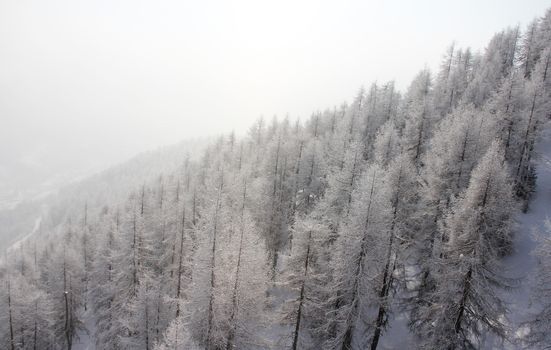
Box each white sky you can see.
[0,0,549,186]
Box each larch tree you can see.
[416,141,516,349]
[327,162,392,350]
[284,216,333,350]
[400,68,435,165]
[89,207,121,349]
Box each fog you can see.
[1,0,549,201]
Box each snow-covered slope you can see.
[494,126,551,349]
[379,126,551,349]
[0,138,207,254]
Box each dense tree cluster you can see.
[1,8,551,350]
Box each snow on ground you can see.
[380,309,416,350]
[73,308,97,350]
[489,126,551,349]
[380,126,551,349]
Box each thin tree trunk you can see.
[64,290,72,350]
[291,141,304,219]
[269,137,281,280]
[341,168,378,350]
[345,149,360,216]
[291,230,312,350]
[227,182,247,349]
[145,284,150,350]
[206,178,224,348]
[33,301,37,350]
[63,249,73,350]
[175,206,186,318]
[454,269,472,336]
[456,127,470,187]
[83,202,88,312]
[8,280,15,350]
[132,210,138,295]
[371,165,404,350]
[305,151,316,208]
[515,91,537,184]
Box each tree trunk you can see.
[145,286,150,350]
[454,269,472,336]
[132,210,138,295]
[291,230,312,350]
[345,149,360,216]
[63,250,73,350]
[515,91,537,184]
[8,280,15,350]
[269,137,281,280]
[64,290,72,350]
[206,179,224,348]
[83,202,88,312]
[371,165,403,350]
[175,206,186,318]
[33,301,38,350]
[227,182,247,349]
[341,168,378,350]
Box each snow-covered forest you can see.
[2,8,551,350]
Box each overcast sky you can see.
[1,0,550,191]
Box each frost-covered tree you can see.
[372,121,401,166]
[415,104,498,282]
[282,215,334,350]
[513,48,551,200]
[326,154,417,350]
[154,316,201,350]
[326,162,391,350]
[463,28,520,108]
[415,142,516,349]
[400,68,435,165]
[89,207,121,349]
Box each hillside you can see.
[0,138,207,253]
[1,8,551,350]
